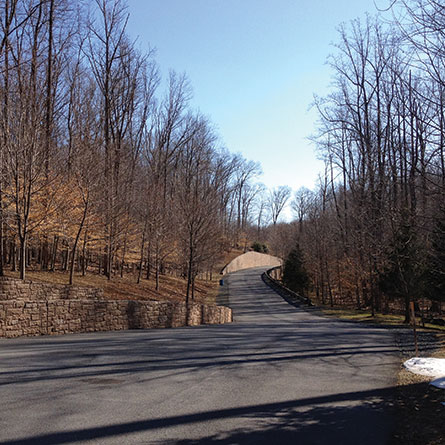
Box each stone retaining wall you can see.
[222,251,282,275]
[0,277,103,301]
[0,277,232,338]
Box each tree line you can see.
[0,0,290,302]
[281,1,445,322]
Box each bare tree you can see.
[268,185,291,225]
[291,187,314,235]
[252,183,267,238]
[2,0,53,279]
[86,0,129,279]
[0,0,265,296]
[176,117,220,302]
[233,157,261,237]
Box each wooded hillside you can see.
[283,1,445,322]
[0,0,273,302]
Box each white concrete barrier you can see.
[222,251,282,275]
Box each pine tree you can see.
[379,222,425,323]
[425,208,445,306]
[251,241,268,253]
[282,244,310,296]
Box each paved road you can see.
[0,268,400,444]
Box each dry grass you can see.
[320,307,445,332]
[4,269,219,304]
[2,247,246,305]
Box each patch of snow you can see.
[405,358,445,408]
[403,357,445,378]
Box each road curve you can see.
[0,268,399,444]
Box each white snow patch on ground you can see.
[404,357,445,395]
[404,357,445,378]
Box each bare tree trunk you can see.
[19,234,26,280]
[50,235,58,271]
[191,274,195,301]
[186,243,194,305]
[0,0,14,278]
[10,239,16,271]
[81,231,88,276]
[106,240,112,279]
[325,259,333,307]
[137,224,146,284]
[69,198,88,285]
[120,232,128,278]
[354,271,361,309]
[155,254,159,291]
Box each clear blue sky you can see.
[127,0,384,196]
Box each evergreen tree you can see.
[282,244,310,296]
[425,208,445,306]
[251,241,268,253]
[379,222,425,323]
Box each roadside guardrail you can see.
[262,266,313,307]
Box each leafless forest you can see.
[279,1,445,322]
[1,0,444,317]
[0,0,289,302]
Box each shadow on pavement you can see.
[0,325,398,387]
[1,267,416,445]
[0,385,402,445]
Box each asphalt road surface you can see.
[0,268,400,444]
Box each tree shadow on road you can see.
[173,396,393,445]
[1,382,437,445]
[6,383,443,445]
[172,380,445,445]
[0,330,399,387]
[0,385,400,445]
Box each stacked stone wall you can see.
[0,277,232,338]
[0,277,103,301]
